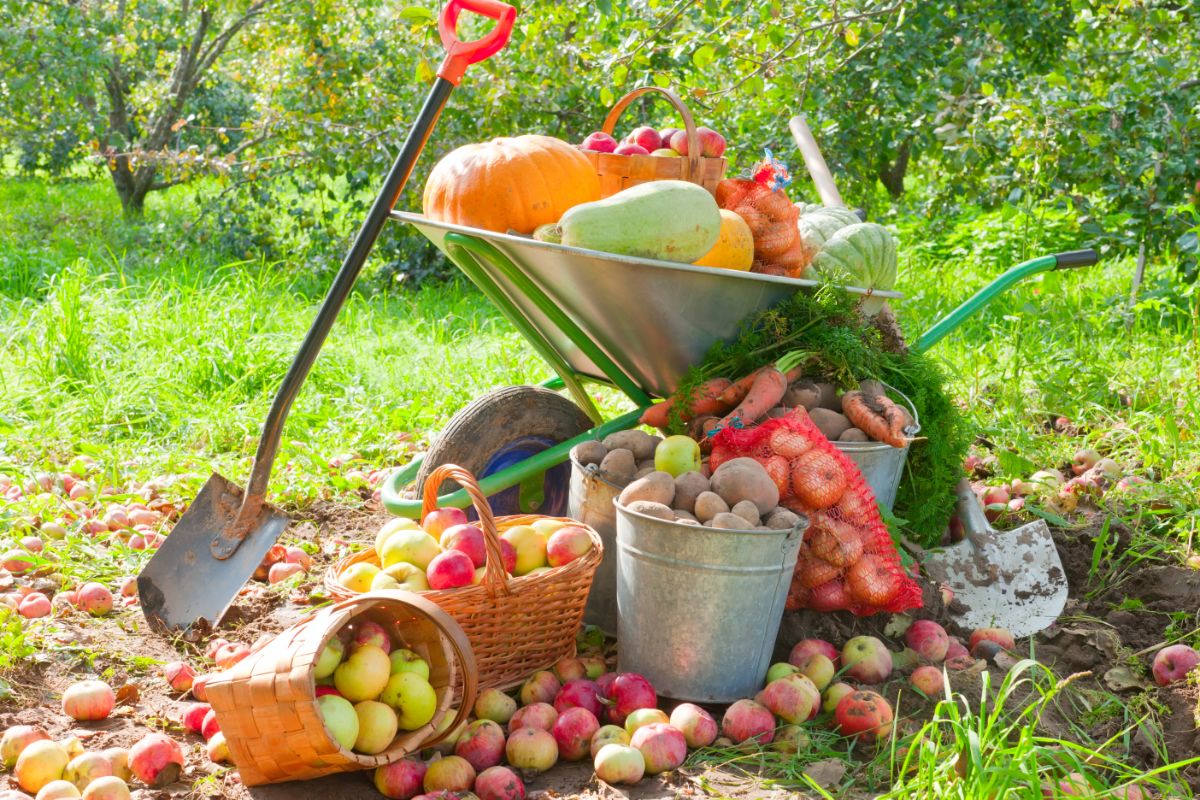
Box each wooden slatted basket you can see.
[205,591,475,787]
[325,464,602,692]
[582,85,727,197]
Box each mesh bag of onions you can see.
[710,408,922,615]
[715,153,813,278]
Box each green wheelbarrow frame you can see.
[380,230,1097,517]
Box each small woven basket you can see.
[582,85,727,197]
[325,464,602,692]
[206,591,475,787]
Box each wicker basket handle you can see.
[420,464,512,599]
[600,86,703,185]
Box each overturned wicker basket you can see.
[206,591,474,787]
[325,464,603,692]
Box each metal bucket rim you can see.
[613,497,809,537]
[570,455,623,492]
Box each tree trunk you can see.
[108,155,157,216]
[877,138,912,199]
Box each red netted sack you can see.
[710,408,922,616]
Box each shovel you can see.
[917,481,1068,638]
[138,0,518,636]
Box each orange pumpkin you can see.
[422,135,601,234]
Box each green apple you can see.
[339,562,380,593]
[334,644,391,702]
[380,529,442,571]
[531,518,567,538]
[371,573,402,591]
[382,563,429,592]
[314,637,345,679]
[654,435,701,477]
[318,694,359,750]
[650,148,678,157]
[380,672,437,730]
[500,525,547,575]
[765,662,801,684]
[353,700,399,754]
[375,518,423,558]
[389,649,430,680]
[796,653,835,692]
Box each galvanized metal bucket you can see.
[833,385,920,512]
[569,457,621,635]
[613,501,806,702]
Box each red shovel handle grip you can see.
[437,0,516,85]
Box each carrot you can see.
[717,368,765,406]
[841,390,909,448]
[717,367,788,428]
[639,377,732,428]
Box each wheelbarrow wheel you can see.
[416,385,593,518]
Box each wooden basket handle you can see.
[600,86,703,184]
[420,464,512,599]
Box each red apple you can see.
[669,703,717,748]
[551,707,600,761]
[421,508,469,542]
[499,539,518,575]
[760,674,821,723]
[423,754,476,793]
[629,722,685,774]
[1152,644,1200,686]
[128,733,184,788]
[508,702,557,733]
[910,665,945,696]
[455,719,506,772]
[441,524,486,568]
[475,765,526,800]
[613,143,650,156]
[842,636,893,684]
[18,592,51,618]
[191,673,212,702]
[552,657,588,684]
[626,126,661,152]
[352,621,392,653]
[580,132,617,154]
[427,550,475,590]
[62,680,115,721]
[268,561,304,584]
[905,620,950,663]
[504,728,558,775]
[789,638,840,667]
[553,679,603,718]
[200,709,220,740]
[163,661,195,693]
[604,673,657,726]
[968,628,1015,653]
[374,757,427,799]
[721,699,774,745]
[835,690,894,741]
[181,704,211,734]
[518,671,560,706]
[546,526,593,567]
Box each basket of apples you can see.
[205,591,474,786]
[578,85,727,198]
[326,464,603,694]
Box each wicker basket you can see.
[582,85,727,197]
[205,591,475,787]
[325,464,602,692]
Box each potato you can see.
[677,517,701,526]
[839,427,869,442]
[783,379,821,410]
[572,440,608,466]
[672,509,698,523]
[624,500,674,520]
[636,459,656,473]
[602,430,658,462]
[765,406,790,419]
[764,508,802,530]
[693,491,729,523]
[673,471,710,514]
[618,471,675,507]
[709,512,752,531]
[599,448,636,485]
[730,500,760,525]
[710,457,780,515]
[809,408,852,440]
[859,379,886,398]
[633,466,656,480]
[814,382,841,411]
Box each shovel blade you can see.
[922,519,1068,638]
[138,473,289,635]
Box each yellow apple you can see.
[380,529,442,571]
[339,562,380,593]
[353,700,399,754]
[389,649,430,680]
[314,636,345,679]
[318,694,359,750]
[531,518,567,538]
[380,672,437,730]
[334,644,391,702]
[382,562,430,592]
[375,518,422,558]
[500,525,547,575]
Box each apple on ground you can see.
[629,723,686,774]
[720,699,774,744]
[789,638,839,667]
[765,662,801,684]
[505,727,558,775]
[669,703,717,748]
[374,757,427,800]
[475,688,518,724]
[455,719,507,771]
[622,708,668,736]
[835,690,894,741]
[423,754,476,793]
[519,671,560,706]
[905,619,950,662]
[1151,644,1200,686]
[822,682,856,714]
[593,743,644,785]
[475,765,526,800]
[589,725,630,759]
[842,636,893,684]
[509,702,558,734]
[968,628,1015,653]
[794,653,835,691]
[551,707,600,761]
[910,665,945,696]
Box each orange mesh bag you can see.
[710,408,922,616]
[715,152,815,278]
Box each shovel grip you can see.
[437,0,516,85]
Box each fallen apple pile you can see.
[337,508,594,595]
[578,124,726,159]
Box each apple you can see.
[500,526,547,575]
[314,637,345,679]
[423,755,476,793]
[381,530,442,571]
[519,671,560,706]
[319,694,359,750]
[721,699,775,744]
[201,709,221,740]
[19,592,51,618]
[794,653,835,692]
[553,679,603,718]
[658,127,680,147]
[334,644,392,702]
[14,739,68,793]
[269,561,304,584]
[375,518,422,556]
[1072,448,1102,475]
[64,751,113,791]
[892,647,921,671]
[531,518,567,538]
[945,638,969,661]
[422,508,470,542]
[190,673,212,702]
[339,562,380,593]
[354,700,399,754]
[498,539,518,574]
[61,680,115,721]
[629,722,685,774]
[670,126,725,157]
[552,707,600,761]
[381,562,430,592]
[968,628,1015,653]
[822,682,855,714]
[57,738,83,760]
[2,548,35,575]
[100,748,130,783]
[910,665,945,696]
[581,656,607,679]
[654,435,701,477]
[580,132,618,154]
[835,690,894,742]
[650,148,678,157]
[765,662,801,684]
[127,733,183,788]
[181,703,211,734]
[772,725,811,755]
[545,527,593,568]
[505,727,558,774]
[474,765,526,800]
[589,725,630,759]
[80,777,130,800]
[613,143,650,156]
[441,524,486,568]
[352,621,392,653]
[789,638,840,667]
[669,703,717,748]
[593,742,644,785]
[1,726,50,769]
[455,719,506,771]
[627,126,662,152]
[426,550,475,590]
[906,620,950,662]
[842,636,893,684]
[552,657,588,683]
[284,545,313,569]
[214,642,251,669]
[760,674,820,724]
[389,649,430,680]
[374,757,427,799]
[205,732,230,764]
[622,708,669,736]
[475,688,518,724]
[605,673,656,726]
[509,702,557,734]
[315,686,342,698]
[34,779,80,799]
[1152,644,1200,686]
[380,672,437,730]
[163,661,195,693]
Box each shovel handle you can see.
[789,115,844,207]
[955,478,997,547]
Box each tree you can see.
[0,0,273,215]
